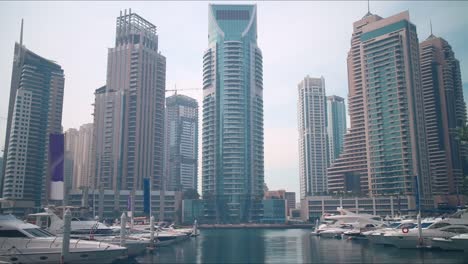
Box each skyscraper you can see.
[202,4,264,223]
[165,94,198,192]
[298,76,328,198]
[327,95,347,165]
[2,20,65,211]
[93,10,166,198]
[420,34,467,196]
[328,11,432,209]
[64,128,78,192]
[65,124,94,190]
[327,13,379,196]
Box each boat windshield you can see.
[0,214,20,221]
[398,223,417,229]
[71,229,114,235]
[24,228,55,237]
[420,223,433,228]
[389,222,401,228]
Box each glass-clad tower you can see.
[2,22,64,213]
[202,4,264,223]
[327,95,347,165]
[165,94,199,192]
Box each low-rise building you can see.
[182,199,204,225]
[301,195,418,222]
[68,189,183,222]
[261,199,287,224]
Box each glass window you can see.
[24,228,54,237]
[0,230,28,237]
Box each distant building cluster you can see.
[0,4,467,224]
[299,10,468,221]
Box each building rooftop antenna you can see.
[363,0,372,18]
[430,19,433,35]
[427,19,436,40]
[20,18,24,46]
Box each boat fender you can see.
[402,227,409,233]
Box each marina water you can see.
[132,229,467,263]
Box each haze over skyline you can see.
[1,1,467,197]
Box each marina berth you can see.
[0,214,127,264]
[29,207,150,257]
[431,234,468,252]
[381,210,468,249]
[311,207,386,239]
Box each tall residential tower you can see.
[420,34,467,196]
[328,11,432,209]
[93,10,166,197]
[298,76,328,198]
[202,4,264,223]
[2,21,65,212]
[165,94,199,191]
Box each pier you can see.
[198,223,314,229]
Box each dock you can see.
[198,224,314,229]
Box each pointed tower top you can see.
[430,19,433,35]
[426,19,437,40]
[19,18,24,46]
[362,0,373,18]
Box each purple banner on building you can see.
[49,133,64,181]
[127,195,132,211]
[49,133,64,200]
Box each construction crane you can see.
[165,84,200,95]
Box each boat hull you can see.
[0,247,127,264]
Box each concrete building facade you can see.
[298,76,328,198]
[301,195,413,221]
[93,10,166,196]
[68,189,182,222]
[419,35,467,196]
[65,124,94,190]
[327,11,432,210]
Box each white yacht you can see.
[382,210,468,249]
[29,208,150,257]
[431,233,468,251]
[312,207,385,239]
[0,214,127,264]
[130,226,189,246]
[366,221,418,245]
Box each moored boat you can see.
[0,214,127,264]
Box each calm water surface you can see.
[134,229,467,263]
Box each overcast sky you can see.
[1,1,467,197]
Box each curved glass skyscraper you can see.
[202,4,264,223]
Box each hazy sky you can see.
[1,1,467,197]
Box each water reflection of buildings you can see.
[200,230,266,263]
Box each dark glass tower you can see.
[2,21,65,212]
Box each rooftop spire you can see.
[426,19,436,40]
[19,18,24,46]
[362,0,373,18]
[430,19,433,35]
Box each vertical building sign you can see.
[49,133,65,200]
[143,178,150,215]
